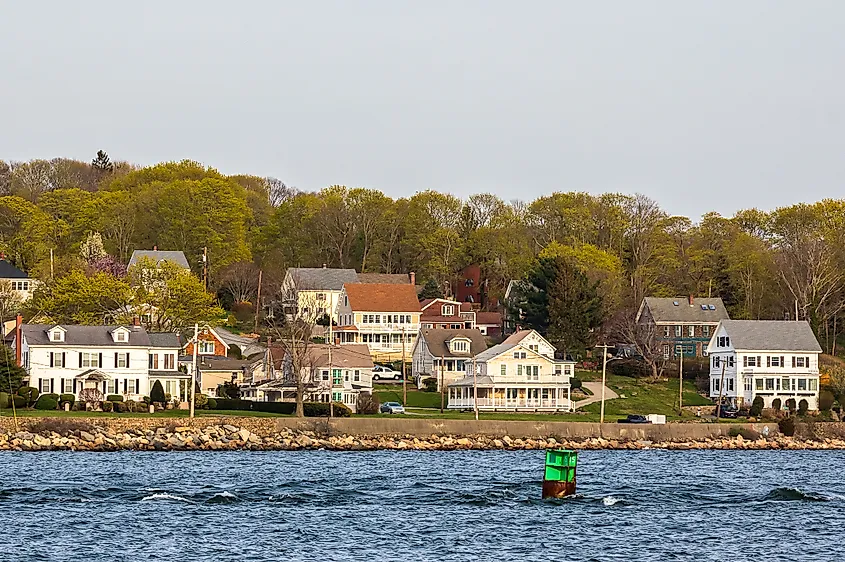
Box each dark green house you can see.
[636,296,730,358]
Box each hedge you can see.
[212,398,253,411]
[253,401,296,414]
[0,391,8,409]
[60,394,75,406]
[102,401,114,412]
[304,402,351,417]
[11,395,25,408]
[34,396,58,410]
[206,397,217,410]
[106,395,124,403]
[17,387,39,407]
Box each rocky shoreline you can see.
[3,423,845,451]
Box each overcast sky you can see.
[2,1,843,219]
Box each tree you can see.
[79,231,107,262]
[0,196,53,273]
[9,160,55,202]
[26,270,132,325]
[615,310,669,381]
[219,261,259,304]
[149,380,166,404]
[512,256,603,356]
[0,281,23,319]
[92,150,114,173]
[266,177,297,207]
[0,345,26,395]
[418,279,444,300]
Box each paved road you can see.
[574,381,620,409]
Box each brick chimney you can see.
[14,314,22,367]
[132,316,140,327]
[410,271,416,286]
[689,294,694,306]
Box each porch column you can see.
[567,386,571,411]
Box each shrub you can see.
[771,398,782,411]
[34,396,58,410]
[779,416,796,437]
[213,398,253,411]
[106,395,124,403]
[28,418,92,436]
[356,392,380,415]
[819,390,835,412]
[125,400,144,413]
[252,401,296,414]
[302,402,351,417]
[608,359,651,378]
[728,426,760,440]
[11,395,25,409]
[0,391,8,408]
[786,398,797,413]
[749,396,764,417]
[331,402,352,417]
[17,386,39,407]
[422,377,438,392]
[113,402,127,413]
[194,393,209,410]
[570,377,583,391]
[798,399,809,415]
[59,394,75,407]
[207,397,217,410]
[149,380,166,404]
[102,401,114,412]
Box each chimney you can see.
[14,314,22,367]
[689,294,694,306]
[323,263,327,268]
[410,271,416,286]
[153,245,157,251]
[132,316,140,327]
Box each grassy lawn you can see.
[375,388,444,409]
[0,409,287,419]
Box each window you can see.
[713,356,720,368]
[713,378,720,392]
[728,356,735,367]
[40,379,51,393]
[744,356,761,368]
[517,365,523,376]
[703,326,711,338]
[107,380,116,394]
[127,379,137,394]
[81,353,99,368]
[765,378,775,391]
[332,369,342,385]
[51,352,64,368]
[797,378,807,391]
[663,345,670,359]
[809,379,818,391]
[674,326,682,337]
[51,330,63,342]
[117,353,129,368]
[526,365,539,380]
[755,379,763,391]
[374,315,381,323]
[344,370,350,382]
[744,378,752,391]
[164,354,175,370]
[500,365,506,376]
[317,293,326,301]
[794,356,808,368]
[663,326,670,338]
[116,331,126,342]
[782,377,790,391]
[688,326,695,337]
[728,378,734,392]
[442,305,455,316]
[332,391,342,402]
[451,340,468,353]
[554,365,562,376]
[198,341,215,354]
[321,370,329,381]
[717,336,730,347]
[149,354,159,370]
[354,370,360,382]
[63,379,73,393]
[770,356,784,368]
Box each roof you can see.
[420,298,461,311]
[357,273,410,284]
[305,344,374,369]
[449,375,494,387]
[476,312,502,325]
[641,297,729,323]
[197,357,257,371]
[147,332,182,349]
[421,316,466,324]
[20,324,152,347]
[129,250,190,269]
[419,329,488,358]
[214,327,266,358]
[343,283,421,313]
[288,267,358,291]
[717,320,822,352]
[473,330,534,362]
[0,260,28,279]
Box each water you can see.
[0,450,841,561]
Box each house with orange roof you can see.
[334,283,422,361]
[419,298,476,330]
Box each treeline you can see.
[2,154,844,352]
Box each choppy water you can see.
[0,450,841,561]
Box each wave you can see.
[206,491,239,504]
[602,496,622,506]
[141,492,195,503]
[763,487,838,502]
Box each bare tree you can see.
[265,177,298,207]
[78,388,104,410]
[0,160,11,196]
[10,159,55,202]
[219,261,260,304]
[615,309,669,381]
[0,281,23,319]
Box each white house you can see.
[0,259,36,301]
[447,330,574,412]
[281,267,359,324]
[706,320,822,410]
[412,328,487,390]
[10,322,187,402]
[334,283,421,361]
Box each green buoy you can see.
[542,449,577,499]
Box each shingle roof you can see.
[642,297,729,323]
[473,330,533,362]
[129,250,190,269]
[21,324,152,346]
[419,329,488,358]
[148,332,181,349]
[0,260,28,279]
[306,344,374,369]
[718,320,822,352]
[357,273,410,284]
[288,268,359,291]
[343,283,421,313]
[475,312,502,325]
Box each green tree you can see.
[92,150,114,173]
[418,279,444,300]
[26,270,132,324]
[0,196,53,274]
[0,345,26,395]
[149,379,166,404]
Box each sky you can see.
[2,1,844,219]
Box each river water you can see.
[0,450,840,561]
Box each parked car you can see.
[380,402,405,414]
[617,414,651,424]
[372,365,402,381]
[715,404,738,419]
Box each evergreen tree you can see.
[418,279,444,300]
[0,345,26,395]
[149,380,166,404]
[92,150,113,172]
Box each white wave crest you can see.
[602,496,621,506]
[141,493,193,503]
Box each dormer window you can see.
[116,332,126,342]
[51,331,63,342]
[442,304,455,316]
[450,339,469,353]
[111,327,130,343]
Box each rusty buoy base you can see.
[542,479,576,499]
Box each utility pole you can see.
[329,319,334,418]
[678,345,684,415]
[49,248,54,280]
[472,357,478,421]
[254,269,263,334]
[595,344,610,424]
[716,362,727,420]
[402,326,407,407]
[190,323,198,418]
[202,247,208,291]
[440,354,445,413]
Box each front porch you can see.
[447,385,572,412]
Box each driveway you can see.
[574,381,619,409]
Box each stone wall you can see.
[0,416,779,441]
